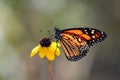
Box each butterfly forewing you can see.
[62,28,107,46]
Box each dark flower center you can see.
[39,38,51,47]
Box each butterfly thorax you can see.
[54,27,62,40]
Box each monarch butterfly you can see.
[54,27,107,62]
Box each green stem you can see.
[48,61,55,80]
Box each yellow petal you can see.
[57,42,61,47]
[55,48,60,56]
[40,47,49,54]
[51,42,61,48]
[30,45,40,57]
[46,53,55,61]
[49,42,61,56]
[39,50,45,58]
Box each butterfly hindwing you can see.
[58,33,90,61]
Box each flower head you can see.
[30,38,60,61]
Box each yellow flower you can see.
[30,38,60,61]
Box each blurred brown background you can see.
[0,0,120,80]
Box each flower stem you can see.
[48,61,55,80]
